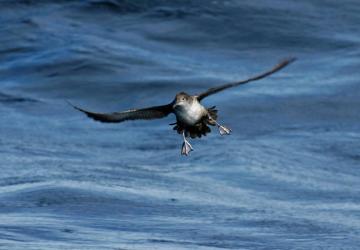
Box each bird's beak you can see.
[173,101,184,109]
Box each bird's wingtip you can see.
[283,56,297,64]
[65,100,83,112]
[274,57,297,70]
[65,99,72,106]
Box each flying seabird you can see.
[69,58,295,156]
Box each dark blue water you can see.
[1,1,360,249]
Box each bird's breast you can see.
[175,102,207,126]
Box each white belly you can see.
[175,102,206,126]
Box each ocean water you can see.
[0,0,360,249]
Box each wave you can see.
[0,92,39,104]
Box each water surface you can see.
[0,1,360,249]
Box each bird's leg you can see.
[208,115,231,136]
[181,130,193,156]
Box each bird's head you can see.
[173,92,193,109]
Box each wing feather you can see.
[68,101,173,123]
[197,57,296,101]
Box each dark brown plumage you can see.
[68,102,173,123]
[196,57,296,100]
[69,58,295,155]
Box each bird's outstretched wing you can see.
[68,101,173,123]
[196,57,296,101]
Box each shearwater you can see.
[69,58,295,155]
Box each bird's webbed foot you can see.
[218,125,231,135]
[181,131,194,156]
[208,115,232,136]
